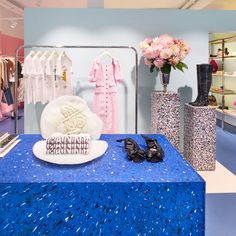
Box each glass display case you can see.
[209,34,236,128]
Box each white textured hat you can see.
[40,96,103,140]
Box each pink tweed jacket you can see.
[89,57,123,133]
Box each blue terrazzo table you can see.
[0,134,205,235]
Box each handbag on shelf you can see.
[208,95,217,106]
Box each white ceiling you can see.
[1,0,236,19]
[2,0,230,18]
[205,0,236,10]
[1,0,236,39]
[9,0,236,10]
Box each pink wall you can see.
[0,33,24,57]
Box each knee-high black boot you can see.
[190,64,213,106]
[189,64,201,106]
[199,64,213,106]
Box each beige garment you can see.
[0,60,5,89]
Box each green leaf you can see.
[176,63,184,72]
[181,62,188,69]
[161,63,171,74]
[150,64,155,73]
[176,61,188,72]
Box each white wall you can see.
[24,9,236,144]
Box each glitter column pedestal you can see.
[151,91,180,150]
[184,104,216,171]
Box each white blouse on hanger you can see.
[22,50,73,104]
[56,51,73,96]
[22,50,36,104]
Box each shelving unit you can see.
[209,35,236,129]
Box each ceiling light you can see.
[10,20,17,29]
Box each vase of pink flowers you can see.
[140,34,190,92]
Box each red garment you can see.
[210,59,218,73]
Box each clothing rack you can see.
[0,55,18,120]
[14,45,139,134]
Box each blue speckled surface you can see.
[0,134,203,183]
[0,134,205,235]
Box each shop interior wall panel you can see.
[0,33,24,56]
[24,9,210,136]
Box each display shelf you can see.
[151,91,180,150]
[209,34,236,128]
[209,105,218,109]
[213,73,236,77]
[198,161,236,194]
[184,104,216,171]
[216,108,236,118]
[209,55,236,59]
[0,134,205,236]
[211,90,236,95]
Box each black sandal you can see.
[141,135,164,162]
[117,138,145,163]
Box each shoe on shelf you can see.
[141,135,164,163]
[117,138,145,163]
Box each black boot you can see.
[190,64,213,106]
[200,64,213,106]
[189,65,201,106]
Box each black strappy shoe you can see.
[117,138,145,163]
[141,135,164,163]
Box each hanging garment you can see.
[22,50,36,104]
[55,51,73,97]
[22,50,73,104]
[38,51,51,104]
[45,50,73,101]
[3,59,14,105]
[89,57,123,133]
[0,60,5,91]
[0,57,22,116]
[45,51,58,101]
[17,62,24,103]
[32,51,43,104]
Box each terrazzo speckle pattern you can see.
[0,134,205,235]
[184,104,216,171]
[151,91,180,150]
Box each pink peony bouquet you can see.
[140,34,190,74]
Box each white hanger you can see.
[33,50,43,59]
[98,50,114,59]
[48,50,59,61]
[40,50,51,59]
[59,50,67,59]
[25,50,36,60]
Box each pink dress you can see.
[89,57,123,134]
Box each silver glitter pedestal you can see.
[151,91,180,150]
[184,104,216,171]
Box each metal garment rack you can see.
[14,45,139,134]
